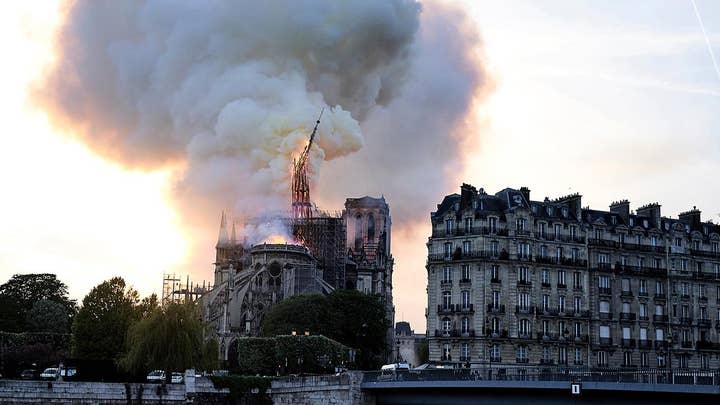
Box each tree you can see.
[71,277,139,361]
[0,273,77,331]
[260,290,388,369]
[120,302,218,379]
[26,299,70,333]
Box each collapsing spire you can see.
[217,211,230,247]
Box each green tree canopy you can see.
[26,299,70,333]
[120,301,218,376]
[71,277,140,361]
[0,273,76,332]
[260,290,388,369]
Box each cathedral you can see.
[199,196,395,364]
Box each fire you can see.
[265,234,290,244]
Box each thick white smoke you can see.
[37,0,421,215]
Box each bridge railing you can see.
[363,367,720,386]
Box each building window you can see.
[573,272,582,288]
[542,269,550,284]
[491,265,500,281]
[493,291,501,308]
[489,217,497,233]
[367,214,375,241]
[559,347,567,365]
[655,328,664,342]
[569,226,576,240]
[491,344,501,362]
[517,243,530,259]
[598,253,608,264]
[641,352,649,368]
[655,304,664,316]
[599,276,610,289]
[462,265,470,280]
[600,325,610,339]
[442,317,451,334]
[622,326,631,341]
[442,343,451,361]
[574,296,582,313]
[462,240,471,255]
[461,317,470,334]
[518,292,529,310]
[519,319,531,336]
[622,302,630,314]
[516,218,526,232]
[701,354,709,369]
[492,318,500,334]
[464,217,472,234]
[599,300,610,314]
[517,346,528,363]
[558,296,566,313]
[444,242,452,259]
[558,270,566,286]
[491,240,499,256]
[657,355,666,368]
[679,355,689,368]
[639,279,647,295]
[518,267,529,282]
[538,222,546,238]
[462,291,470,308]
[443,267,452,283]
[639,303,647,319]
[575,348,583,365]
[542,320,549,336]
[655,281,664,295]
[622,278,630,293]
[445,219,454,235]
[543,347,551,363]
[542,294,550,311]
[597,351,607,367]
[623,351,632,367]
[540,245,548,258]
[442,291,452,309]
[574,322,582,337]
[461,343,470,360]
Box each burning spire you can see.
[291,109,323,219]
[217,211,229,247]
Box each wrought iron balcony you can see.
[620,312,636,321]
[574,334,589,343]
[487,304,505,314]
[458,304,474,313]
[653,314,668,323]
[459,355,471,362]
[620,290,633,297]
[541,282,551,288]
[516,357,529,364]
[557,283,567,289]
[515,305,535,315]
[437,304,456,314]
[598,287,612,295]
[638,339,652,349]
[599,337,613,346]
[680,317,693,325]
[539,359,555,365]
[696,340,720,350]
[654,341,669,350]
[490,356,502,363]
[654,293,666,300]
[490,277,501,284]
[599,312,613,320]
[460,329,476,338]
[459,278,472,285]
[516,280,532,288]
[681,341,693,349]
[697,319,711,328]
[621,339,636,348]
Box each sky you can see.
[1,1,718,332]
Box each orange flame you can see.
[265,234,290,244]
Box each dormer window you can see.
[643,219,649,228]
[629,218,634,227]
[611,216,617,225]
[472,200,478,209]
[562,207,569,218]
[546,206,553,216]
[517,218,526,232]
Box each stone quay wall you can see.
[0,373,229,404]
[270,372,373,405]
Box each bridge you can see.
[360,367,720,404]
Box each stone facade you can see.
[394,322,426,368]
[427,183,720,369]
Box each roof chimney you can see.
[609,200,630,223]
[519,186,531,202]
[679,207,702,231]
[460,183,477,210]
[636,203,661,229]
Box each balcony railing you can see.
[681,341,694,349]
[654,341,669,350]
[653,315,669,323]
[539,359,555,365]
[598,287,612,295]
[599,312,613,320]
[490,277,502,284]
[515,305,535,315]
[638,340,652,350]
[516,357,529,364]
[680,317,693,325]
[622,339,636,348]
[516,280,532,288]
[599,337,613,346]
[487,304,505,314]
[689,248,720,259]
[698,319,712,328]
[620,312,636,321]
[620,290,633,297]
[654,293,666,300]
[696,340,720,350]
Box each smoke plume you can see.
[36,0,491,324]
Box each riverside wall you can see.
[270,372,373,405]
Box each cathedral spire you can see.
[217,211,229,247]
[231,219,238,245]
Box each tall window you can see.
[518,267,529,282]
[640,327,647,341]
[461,317,470,333]
[559,296,566,313]
[490,240,499,256]
[444,242,452,258]
[538,222,546,238]
[519,319,531,336]
[442,291,452,309]
[445,218,454,235]
[599,300,610,314]
[516,218,526,232]
[354,214,363,250]
[574,322,582,337]
[462,265,470,280]
[639,279,647,294]
[558,270,566,286]
[443,267,452,283]
[575,348,583,365]
[559,347,567,365]
[491,265,499,281]
[597,351,607,367]
[542,294,550,311]
[492,318,500,333]
[442,343,451,361]
[489,217,497,233]
[518,292,529,310]
[464,217,472,233]
[622,302,630,314]
[542,269,550,284]
[461,343,470,360]
[554,224,562,239]
[491,344,501,361]
[573,272,582,288]
[442,317,451,333]
[517,243,530,259]
[367,214,375,241]
[493,291,501,308]
[639,303,647,319]
[599,276,610,289]
[655,280,664,295]
[574,296,582,312]
[622,278,630,292]
[462,291,470,308]
[517,346,528,362]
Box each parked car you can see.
[171,372,183,384]
[40,368,59,380]
[146,370,165,383]
[20,369,39,380]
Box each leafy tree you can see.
[120,302,218,378]
[0,273,77,331]
[71,277,139,361]
[26,299,70,333]
[136,293,159,318]
[260,290,388,369]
